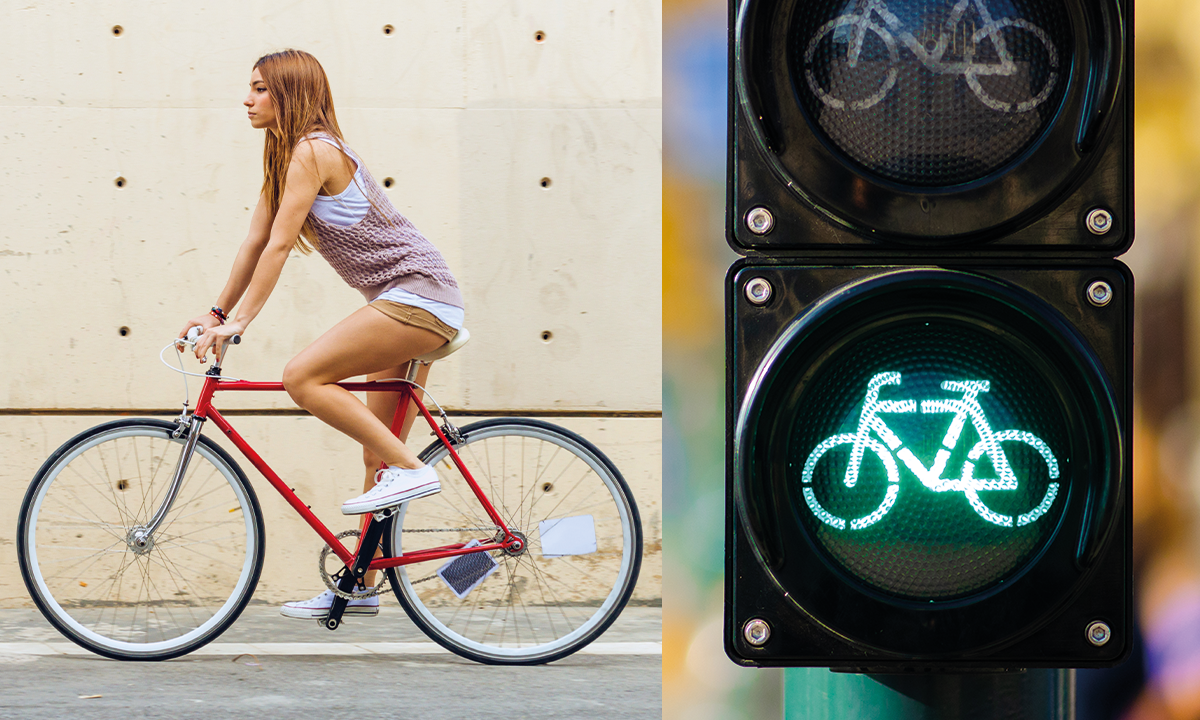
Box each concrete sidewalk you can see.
[0,603,662,658]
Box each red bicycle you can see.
[16,330,642,663]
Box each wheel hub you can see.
[126,527,155,556]
[499,529,528,557]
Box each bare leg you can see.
[359,360,433,589]
[282,306,444,469]
[283,306,445,594]
[361,360,433,486]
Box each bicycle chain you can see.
[398,526,505,585]
[319,530,391,601]
[401,526,498,534]
[320,526,501,597]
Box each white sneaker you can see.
[341,465,441,515]
[279,589,379,619]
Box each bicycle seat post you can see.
[405,359,426,383]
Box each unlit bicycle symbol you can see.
[804,0,1060,113]
[801,372,1060,530]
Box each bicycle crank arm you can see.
[324,516,389,631]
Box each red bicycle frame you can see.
[188,372,518,571]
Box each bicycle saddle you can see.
[415,327,470,364]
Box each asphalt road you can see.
[0,605,661,719]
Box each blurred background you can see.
[662,0,1200,717]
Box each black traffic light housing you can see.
[725,0,1132,670]
[726,262,1131,669]
[728,0,1130,255]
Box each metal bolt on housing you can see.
[1086,208,1113,236]
[746,207,775,235]
[1087,281,1113,307]
[1086,620,1111,647]
[745,277,773,305]
[743,618,771,647]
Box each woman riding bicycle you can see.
[179,49,462,619]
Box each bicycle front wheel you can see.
[17,419,265,660]
[386,419,642,664]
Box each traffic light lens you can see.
[792,0,1072,187]
[786,315,1069,600]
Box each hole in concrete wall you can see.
[534,30,546,43]
[541,331,552,343]
[539,177,552,189]
[112,25,123,36]
[118,326,130,337]
[114,177,126,188]
[383,24,395,35]
[382,177,395,189]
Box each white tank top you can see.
[306,135,370,226]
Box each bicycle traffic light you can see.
[725,0,1131,670]
[728,0,1128,253]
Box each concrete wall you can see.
[0,2,661,606]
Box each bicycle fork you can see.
[132,344,238,552]
[146,410,385,631]
[127,414,206,554]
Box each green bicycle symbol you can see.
[801,372,1060,530]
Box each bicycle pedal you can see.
[437,540,500,599]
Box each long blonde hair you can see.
[253,49,351,253]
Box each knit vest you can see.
[304,136,463,308]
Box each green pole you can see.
[784,669,1074,720]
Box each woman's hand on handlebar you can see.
[193,320,246,364]
[178,313,221,342]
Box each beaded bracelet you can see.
[210,306,227,325]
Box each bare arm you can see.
[177,193,274,339]
[192,142,325,360]
[215,194,275,311]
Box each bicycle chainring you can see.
[319,529,391,600]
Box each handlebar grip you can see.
[181,327,240,351]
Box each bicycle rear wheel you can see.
[385,418,642,664]
[17,419,264,660]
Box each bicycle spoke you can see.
[34,545,127,565]
[431,460,492,530]
[35,507,127,539]
[463,441,504,524]
[398,420,640,662]
[152,538,248,574]
[22,423,262,659]
[88,546,141,608]
[94,441,138,529]
[56,468,134,539]
[153,465,231,539]
[532,467,607,525]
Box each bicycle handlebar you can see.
[183,326,242,347]
[162,328,242,385]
